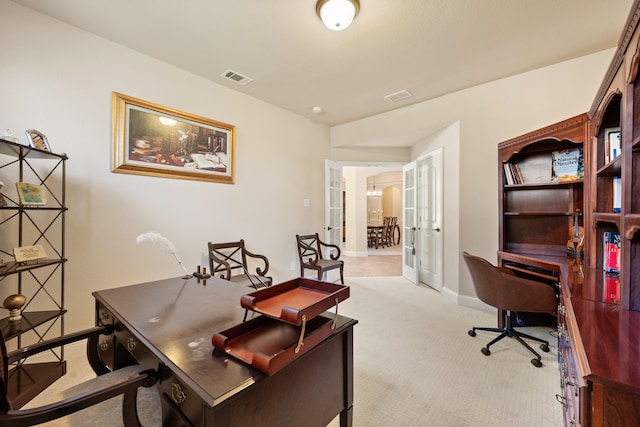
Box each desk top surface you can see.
[93,277,356,407]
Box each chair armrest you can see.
[0,368,157,427]
[244,249,270,276]
[318,240,341,260]
[7,325,114,364]
[209,253,233,280]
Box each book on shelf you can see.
[603,231,621,273]
[503,164,514,185]
[603,273,620,304]
[604,127,621,164]
[15,182,46,206]
[613,176,621,213]
[503,163,524,185]
[551,148,583,182]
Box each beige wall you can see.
[0,1,331,332]
[331,50,615,306]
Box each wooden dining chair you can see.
[296,233,344,284]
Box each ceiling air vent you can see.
[221,69,253,86]
[385,89,412,102]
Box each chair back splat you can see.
[208,239,272,288]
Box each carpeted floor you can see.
[328,276,563,427]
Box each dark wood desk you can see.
[91,277,357,426]
[498,251,640,426]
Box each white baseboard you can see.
[442,286,495,314]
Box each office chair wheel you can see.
[481,347,491,356]
[468,330,476,337]
[531,358,542,368]
[540,343,550,352]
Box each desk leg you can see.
[340,327,354,427]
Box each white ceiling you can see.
[11,0,635,128]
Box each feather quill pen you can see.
[136,232,192,278]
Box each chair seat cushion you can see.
[309,259,343,269]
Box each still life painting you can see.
[112,92,235,184]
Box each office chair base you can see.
[468,318,551,368]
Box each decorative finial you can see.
[3,294,26,321]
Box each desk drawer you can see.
[157,367,204,427]
[96,303,156,371]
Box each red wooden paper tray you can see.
[212,314,334,375]
[240,277,350,325]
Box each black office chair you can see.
[462,252,558,367]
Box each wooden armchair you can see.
[208,239,272,288]
[296,233,344,284]
[0,325,159,427]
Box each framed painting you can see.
[112,92,235,184]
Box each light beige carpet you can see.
[328,276,563,427]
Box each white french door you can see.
[324,160,343,248]
[417,148,443,291]
[402,161,418,283]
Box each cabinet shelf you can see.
[596,155,622,175]
[8,362,66,409]
[0,206,68,212]
[504,211,572,216]
[0,258,66,278]
[0,310,66,340]
[504,179,583,190]
[0,138,67,160]
[592,212,622,228]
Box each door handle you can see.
[433,227,441,232]
[327,226,333,230]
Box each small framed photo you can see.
[25,129,51,151]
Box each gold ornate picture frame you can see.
[112,92,235,184]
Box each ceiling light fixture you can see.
[316,0,360,31]
[368,176,382,198]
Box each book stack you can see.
[132,138,151,155]
[503,163,524,185]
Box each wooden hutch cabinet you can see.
[497,2,640,426]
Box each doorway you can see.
[340,165,403,277]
